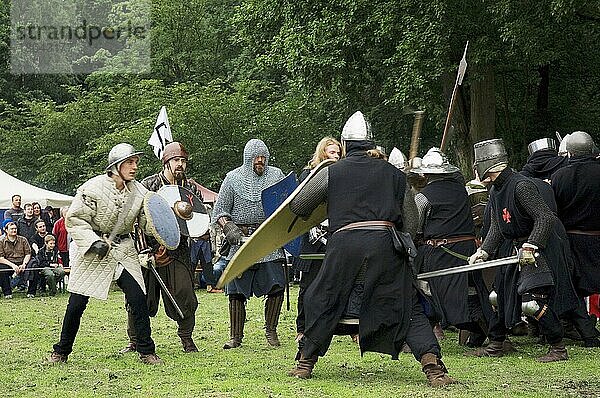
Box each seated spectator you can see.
[32,202,42,221]
[17,203,37,242]
[4,195,24,222]
[29,219,48,254]
[0,221,31,299]
[36,234,65,296]
[41,205,57,231]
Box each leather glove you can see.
[85,240,110,260]
[468,248,489,265]
[138,253,154,268]
[222,221,243,245]
[518,243,537,266]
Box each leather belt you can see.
[334,220,395,234]
[566,230,600,236]
[93,230,130,242]
[424,235,476,247]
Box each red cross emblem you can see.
[502,208,511,223]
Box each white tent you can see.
[0,169,73,209]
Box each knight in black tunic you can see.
[552,131,600,295]
[520,138,567,180]
[287,111,455,387]
[551,131,600,346]
[469,139,579,362]
[413,148,493,347]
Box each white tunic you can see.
[66,175,149,300]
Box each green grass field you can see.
[1,286,599,398]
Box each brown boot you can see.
[180,336,198,353]
[464,340,505,357]
[401,342,412,353]
[502,339,517,354]
[120,312,137,354]
[47,351,67,364]
[264,293,283,347]
[420,353,456,387]
[288,354,318,379]
[433,323,445,341]
[119,342,136,354]
[139,353,163,365]
[537,341,568,362]
[223,298,245,349]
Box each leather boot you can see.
[139,353,163,365]
[433,323,445,341]
[223,298,245,349]
[264,293,283,347]
[537,341,568,362]
[119,342,136,354]
[120,312,137,353]
[47,351,67,364]
[288,354,318,379]
[180,336,198,353]
[420,353,456,387]
[464,340,505,357]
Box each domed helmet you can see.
[341,111,373,147]
[566,131,595,156]
[558,133,571,156]
[473,139,508,179]
[411,147,459,174]
[388,147,407,169]
[161,141,189,165]
[106,143,143,179]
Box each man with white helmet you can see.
[412,148,493,348]
[48,143,162,365]
[287,111,455,387]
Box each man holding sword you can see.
[48,143,162,365]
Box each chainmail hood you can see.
[227,139,282,201]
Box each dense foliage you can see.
[1,0,599,194]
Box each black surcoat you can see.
[302,151,412,359]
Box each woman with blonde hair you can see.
[294,136,342,346]
[307,137,343,170]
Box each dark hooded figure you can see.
[287,111,455,387]
[520,138,567,180]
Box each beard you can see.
[172,168,185,180]
[253,164,265,176]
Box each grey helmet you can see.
[558,133,571,156]
[473,139,508,179]
[527,138,557,155]
[388,147,407,169]
[341,111,373,143]
[566,131,595,156]
[106,143,143,176]
[411,147,459,174]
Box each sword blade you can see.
[417,255,519,279]
[299,253,325,261]
[148,262,185,319]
